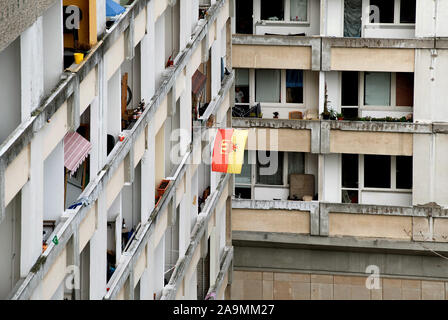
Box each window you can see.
[257,151,283,185]
[235,69,249,104]
[260,0,284,21]
[370,0,394,23]
[290,0,307,22]
[362,72,413,107]
[342,154,358,188]
[396,156,412,189]
[255,69,281,103]
[400,0,416,23]
[364,155,391,188]
[286,70,304,103]
[236,0,253,34]
[288,152,305,177]
[364,72,391,106]
[235,151,251,184]
[344,0,362,37]
[396,72,414,107]
[369,0,416,24]
[341,154,359,203]
[341,155,412,204]
[341,71,359,106]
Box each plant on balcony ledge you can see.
[357,115,413,123]
[321,83,336,120]
[337,113,344,120]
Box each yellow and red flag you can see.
[212,129,248,174]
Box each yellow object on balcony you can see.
[74,53,84,64]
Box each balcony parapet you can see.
[198,71,235,124]
[161,174,231,300]
[232,199,448,247]
[205,246,233,300]
[232,118,445,156]
[104,149,192,300]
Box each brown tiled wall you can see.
[231,270,448,300]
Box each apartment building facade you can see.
[231,0,448,300]
[0,0,234,300]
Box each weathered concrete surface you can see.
[233,233,448,280]
[0,0,58,52]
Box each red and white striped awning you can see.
[64,132,92,176]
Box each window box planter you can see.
[155,195,161,208]
[157,179,170,197]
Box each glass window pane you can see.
[342,154,358,188]
[286,70,303,103]
[342,190,359,203]
[364,155,391,188]
[290,0,307,21]
[256,69,281,103]
[260,0,284,21]
[344,0,362,37]
[235,186,251,199]
[396,156,412,189]
[400,0,416,23]
[396,72,414,107]
[370,0,394,23]
[287,152,305,183]
[341,71,359,106]
[235,69,249,103]
[235,151,251,184]
[364,72,391,106]
[257,151,283,185]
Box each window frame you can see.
[366,0,416,26]
[341,154,413,204]
[339,71,414,117]
[234,151,308,198]
[252,68,306,107]
[259,0,310,25]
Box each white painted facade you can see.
[0,0,233,301]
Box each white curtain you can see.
[364,72,391,106]
[256,69,280,102]
[290,0,307,21]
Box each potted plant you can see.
[321,83,332,120]
[329,108,337,120]
[337,113,344,120]
[157,179,170,197]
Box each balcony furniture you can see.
[289,111,303,120]
[289,174,314,200]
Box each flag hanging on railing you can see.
[212,129,248,174]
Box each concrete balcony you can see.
[232,35,448,73]
[232,34,321,71]
[232,118,448,156]
[232,198,448,249]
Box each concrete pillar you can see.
[20,132,44,277]
[42,0,63,96]
[21,17,44,120]
[414,49,448,123]
[89,194,107,299]
[413,133,448,207]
